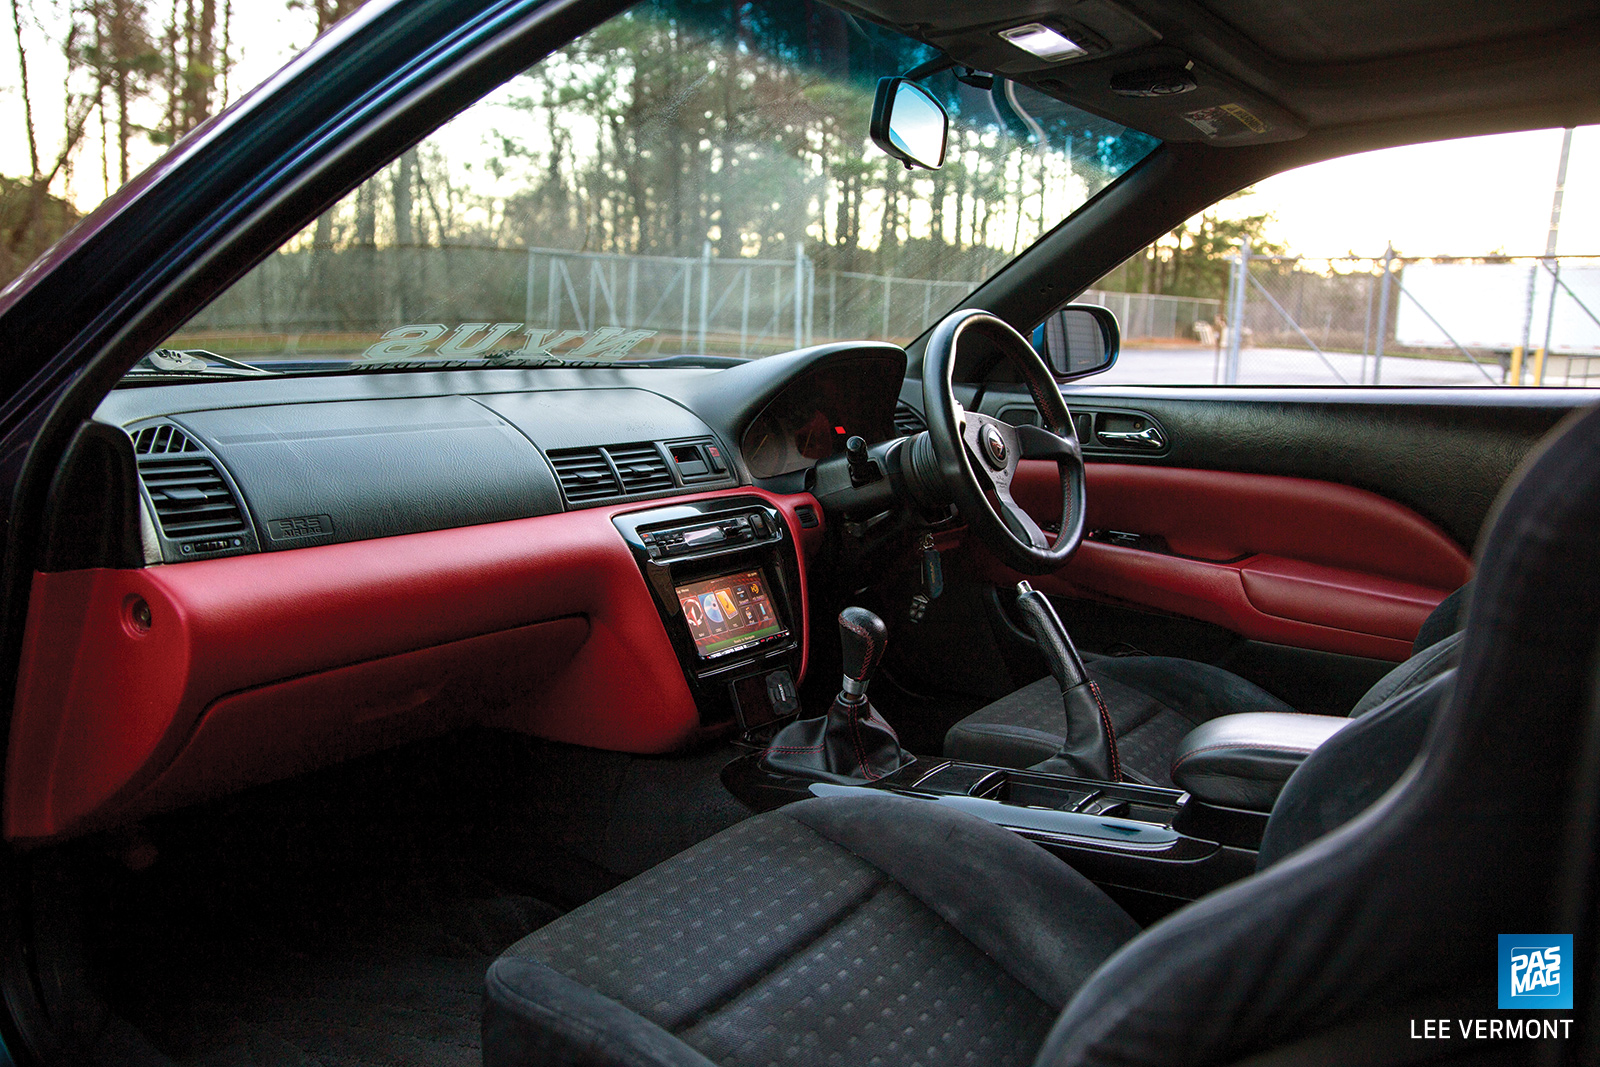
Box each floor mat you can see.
[107,869,560,1067]
[82,730,750,1066]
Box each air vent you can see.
[549,447,622,501]
[894,402,927,436]
[131,423,200,455]
[138,455,248,539]
[607,443,674,494]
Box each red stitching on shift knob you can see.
[839,607,887,682]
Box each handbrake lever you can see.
[1015,581,1089,690]
[1015,581,1120,782]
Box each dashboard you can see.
[89,342,908,562]
[6,342,912,842]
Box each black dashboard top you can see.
[89,343,910,564]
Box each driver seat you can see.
[482,405,1600,1067]
[943,585,1469,786]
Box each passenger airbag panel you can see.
[174,397,562,548]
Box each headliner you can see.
[836,0,1600,150]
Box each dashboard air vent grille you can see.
[607,444,674,495]
[138,455,248,539]
[131,423,200,455]
[549,447,622,501]
[894,402,927,436]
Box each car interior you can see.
[0,0,1598,1065]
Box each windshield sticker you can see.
[363,324,657,361]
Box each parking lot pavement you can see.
[1093,346,1503,387]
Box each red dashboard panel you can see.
[999,462,1473,661]
[5,488,821,842]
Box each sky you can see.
[1213,125,1600,261]
[2,2,1596,263]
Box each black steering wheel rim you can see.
[921,308,1086,574]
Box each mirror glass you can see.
[885,80,947,169]
[1034,307,1117,378]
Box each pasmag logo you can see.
[1499,935,1573,1010]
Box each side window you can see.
[1085,125,1600,387]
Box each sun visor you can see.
[1035,51,1307,145]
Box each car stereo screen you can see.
[676,569,787,660]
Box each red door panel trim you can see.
[993,461,1473,660]
[1238,556,1444,642]
[5,488,822,842]
[1022,541,1421,661]
[1011,461,1473,588]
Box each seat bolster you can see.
[1258,671,1455,869]
[944,721,1066,767]
[786,795,1139,1008]
[484,957,718,1067]
[1348,631,1462,718]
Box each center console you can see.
[613,497,807,733]
[719,577,1280,920]
[619,505,1286,918]
[722,753,1263,919]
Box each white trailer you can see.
[1396,261,1600,354]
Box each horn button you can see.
[980,424,1009,469]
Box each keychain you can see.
[909,533,944,622]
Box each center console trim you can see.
[810,782,1182,850]
[613,496,808,732]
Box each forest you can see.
[1,0,364,285]
[5,0,1269,322]
[278,1,1161,279]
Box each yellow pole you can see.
[1532,348,1547,386]
[1509,346,1524,384]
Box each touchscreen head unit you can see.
[676,569,788,661]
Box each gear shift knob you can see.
[761,604,908,782]
[838,606,888,698]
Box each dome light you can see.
[997,23,1087,61]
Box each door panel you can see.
[1001,461,1472,660]
[943,384,1583,665]
[1016,462,1472,586]
[955,385,1580,548]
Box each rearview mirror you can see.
[1032,305,1119,379]
[870,78,948,170]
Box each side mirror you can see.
[870,78,948,170]
[1032,304,1119,379]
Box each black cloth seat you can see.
[484,404,1600,1067]
[944,591,1467,785]
[484,795,1139,1067]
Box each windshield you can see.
[138,0,1159,381]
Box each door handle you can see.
[1096,426,1165,450]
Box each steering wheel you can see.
[920,308,1086,575]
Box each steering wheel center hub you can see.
[980,424,1009,468]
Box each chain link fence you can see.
[174,244,1221,360]
[1211,246,1600,386]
